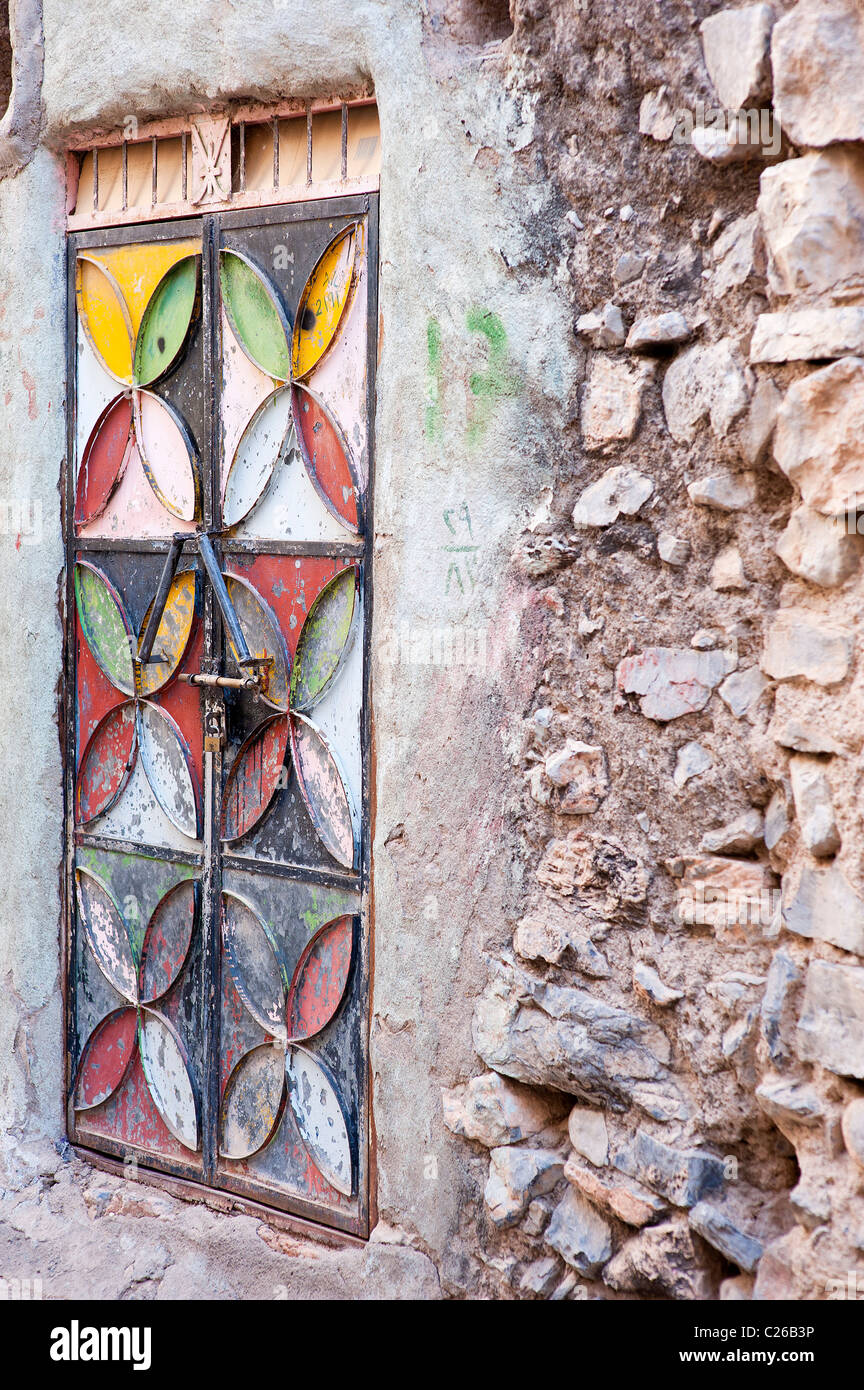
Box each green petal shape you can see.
[74,561,135,695]
[220,251,291,381]
[290,567,357,712]
[134,256,200,386]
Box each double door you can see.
[65,198,375,1234]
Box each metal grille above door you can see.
[64,195,376,1237]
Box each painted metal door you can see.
[65,198,375,1235]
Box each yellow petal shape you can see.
[137,569,197,696]
[291,224,360,380]
[77,257,135,385]
[82,239,201,343]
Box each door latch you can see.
[203,701,226,754]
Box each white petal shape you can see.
[76,867,138,1003]
[220,1043,285,1160]
[139,1009,198,1151]
[134,389,199,522]
[137,701,200,840]
[221,891,287,1040]
[223,573,290,711]
[223,386,295,527]
[286,1045,353,1196]
[290,714,357,869]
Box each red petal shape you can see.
[75,394,134,528]
[286,915,353,1043]
[292,384,360,532]
[76,700,137,825]
[221,714,290,842]
[74,1007,138,1109]
[139,878,198,1004]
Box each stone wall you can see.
[440,0,864,1300]
[1,0,864,1301]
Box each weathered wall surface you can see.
[1,0,864,1300]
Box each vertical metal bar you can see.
[121,142,128,211]
[272,116,279,190]
[137,533,186,662]
[200,213,221,1188]
[341,103,348,181]
[182,131,188,201]
[92,147,99,211]
[306,103,313,185]
[63,233,80,1144]
[358,193,378,1238]
[239,122,246,193]
[151,137,158,206]
[197,534,254,664]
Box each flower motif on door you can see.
[75,241,202,525]
[221,563,359,868]
[74,869,199,1152]
[74,560,200,839]
[220,892,355,1196]
[219,226,363,533]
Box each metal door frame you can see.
[61,194,378,1238]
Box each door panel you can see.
[66,199,375,1235]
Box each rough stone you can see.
[473,961,675,1112]
[544,1187,613,1275]
[700,4,774,111]
[564,1156,668,1227]
[662,340,749,444]
[602,1221,715,1299]
[721,1275,755,1300]
[701,810,764,855]
[442,1072,569,1148]
[758,150,864,304]
[689,1201,764,1274]
[626,311,690,354]
[612,1131,725,1208]
[788,758,841,858]
[690,119,770,166]
[797,960,864,1078]
[657,532,690,567]
[633,962,683,1007]
[710,213,764,300]
[581,356,655,451]
[760,949,801,1066]
[773,358,864,516]
[673,741,712,789]
[841,1098,864,1170]
[484,1146,565,1227]
[639,86,676,142]
[567,1105,609,1167]
[575,301,626,348]
[764,791,790,854]
[518,1255,561,1296]
[711,545,747,591]
[776,506,859,588]
[617,647,737,721]
[614,251,646,285]
[571,466,654,528]
[687,472,757,512]
[772,0,864,147]
[543,740,609,813]
[535,830,649,906]
[751,308,864,364]
[755,1078,822,1128]
[718,666,768,718]
[783,863,864,955]
[675,856,776,936]
[740,376,781,466]
[761,609,852,686]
